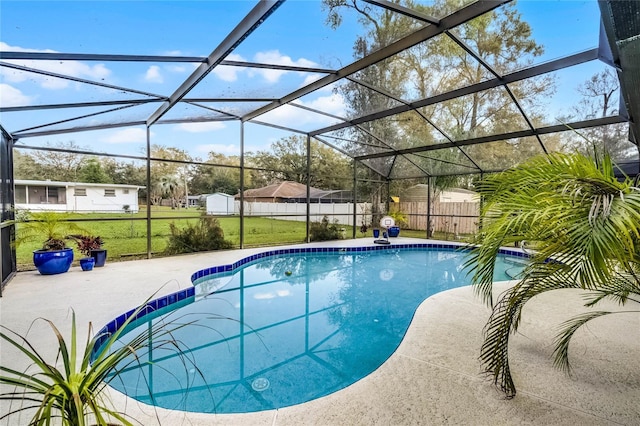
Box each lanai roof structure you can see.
[1,0,638,179]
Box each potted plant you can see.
[69,234,106,268]
[15,210,85,275]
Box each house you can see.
[186,195,205,208]
[14,179,143,213]
[239,181,353,203]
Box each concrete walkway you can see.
[1,239,638,425]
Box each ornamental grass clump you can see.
[465,151,640,398]
[0,296,205,425]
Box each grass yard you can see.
[13,208,354,270]
[14,207,469,271]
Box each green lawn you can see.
[13,208,355,270]
[14,207,470,271]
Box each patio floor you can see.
[1,238,639,425]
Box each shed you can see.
[206,193,235,215]
[402,185,478,203]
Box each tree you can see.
[322,0,555,174]
[189,152,242,196]
[248,135,352,189]
[28,141,88,181]
[78,158,111,183]
[157,175,183,209]
[465,151,640,398]
[12,149,46,180]
[102,159,146,186]
[147,145,192,207]
[564,68,637,160]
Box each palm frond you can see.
[480,265,581,397]
[553,311,612,373]
[467,151,640,397]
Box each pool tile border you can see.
[92,287,195,356]
[191,242,529,284]
[93,242,529,358]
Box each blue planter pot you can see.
[33,248,74,275]
[388,226,400,237]
[91,249,107,267]
[80,257,95,271]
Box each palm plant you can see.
[464,151,640,398]
[15,210,85,251]
[0,297,201,425]
[158,175,183,209]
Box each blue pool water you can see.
[106,247,523,414]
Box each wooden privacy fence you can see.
[397,201,479,235]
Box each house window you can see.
[123,189,129,194]
[74,188,87,196]
[15,185,27,203]
[104,189,116,197]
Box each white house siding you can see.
[69,186,140,213]
[14,180,141,213]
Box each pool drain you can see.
[251,377,270,392]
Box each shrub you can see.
[164,215,233,254]
[309,216,343,242]
[388,209,408,228]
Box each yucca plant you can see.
[465,151,640,398]
[0,297,203,425]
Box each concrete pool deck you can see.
[1,238,639,425]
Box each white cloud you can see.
[0,83,33,106]
[211,51,319,84]
[254,292,276,300]
[301,73,324,87]
[166,65,188,73]
[251,50,318,83]
[305,92,346,117]
[212,53,246,82]
[144,65,163,83]
[195,144,239,154]
[253,289,291,300]
[101,128,148,144]
[0,42,111,89]
[176,122,226,133]
[258,92,346,129]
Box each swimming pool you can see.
[100,245,525,414]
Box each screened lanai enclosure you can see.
[1,0,639,290]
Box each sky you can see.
[0,0,610,161]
